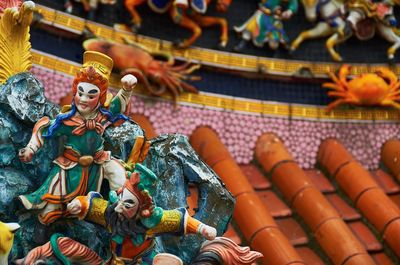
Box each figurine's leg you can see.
[87,10,96,21]
[65,0,73,13]
[170,5,202,48]
[234,30,250,52]
[18,168,66,212]
[124,0,145,31]
[18,170,66,243]
[376,23,400,60]
[326,32,350,62]
[102,158,126,190]
[191,13,228,48]
[291,22,333,51]
[268,39,279,50]
[81,0,91,12]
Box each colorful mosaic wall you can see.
[31,65,400,170]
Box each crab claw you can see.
[376,67,398,87]
[338,64,351,85]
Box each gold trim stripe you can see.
[35,5,400,78]
[32,49,400,121]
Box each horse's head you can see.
[216,0,232,13]
[301,0,318,22]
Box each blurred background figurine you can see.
[291,0,400,61]
[289,0,347,60]
[124,0,232,48]
[343,0,400,60]
[234,0,298,51]
[64,0,117,20]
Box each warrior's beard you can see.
[105,202,148,239]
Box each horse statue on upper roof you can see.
[291,0,400,61]
[124,0,232,48]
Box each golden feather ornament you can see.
[0,0,34,84]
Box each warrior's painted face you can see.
[74,82,100,116]
[115,188,140,219]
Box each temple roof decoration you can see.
[0,1,34,84]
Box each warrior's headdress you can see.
[72,51,113,106]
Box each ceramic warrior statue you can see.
[66,164,217,264]
[18,51,137,225]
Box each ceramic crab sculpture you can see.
[323,65,400,112]
[83,37,200,101]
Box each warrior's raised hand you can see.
[121,74,137,91]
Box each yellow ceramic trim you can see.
[32,49,400,121]
[36,4,400,78]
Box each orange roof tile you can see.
[256,134,375,265]
[240,164,271,190]
[222,224,242,245]
[296,247,325,265]
[190,127,304,265]
[276,218,308,246]
[381,139,400,182]
[371,253,395,265]
[371,169,400,195]
[189,128,400,265]
[348,221,382,252]
[130,114,158,139]
[257,190,292,218]
[325,194,361,221]
[389,193,400,207]
[305,170,335,193]
[318,139,400,257]
[251,227,305,265]
[383,219,400,257]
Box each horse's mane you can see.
[21,237,104,265]
[192,237,263,265]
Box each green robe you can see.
[24,122,106,206]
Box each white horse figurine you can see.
[290,0,349,61]
[346,0,400,60]
[291,0,400,61]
